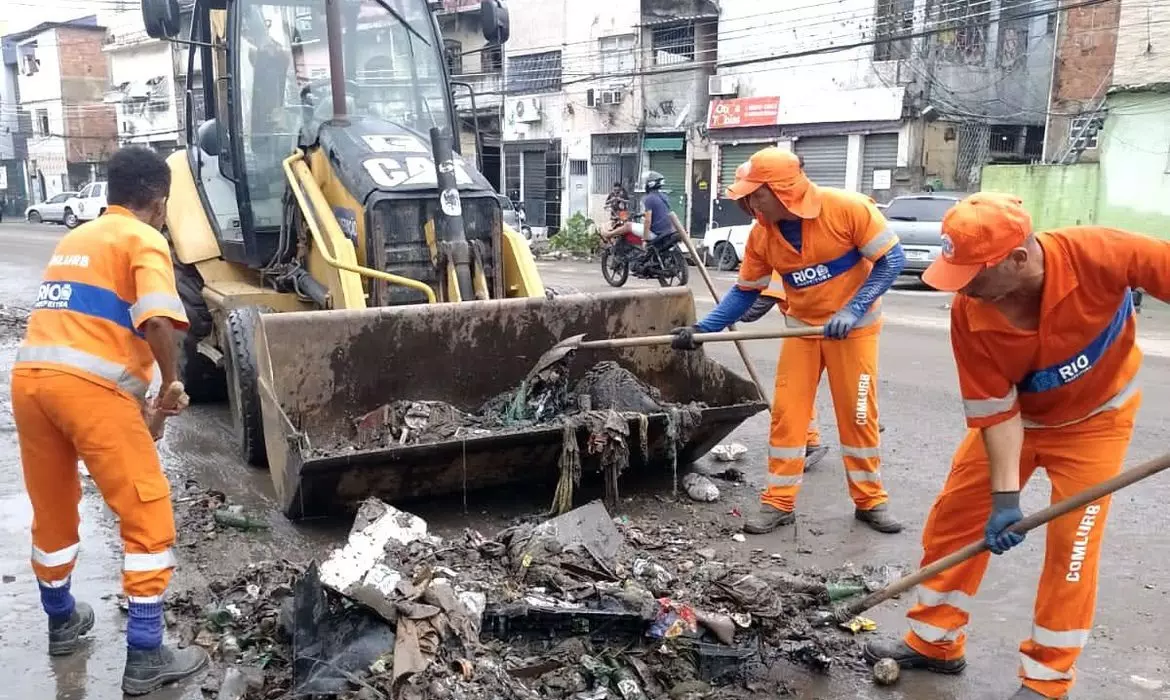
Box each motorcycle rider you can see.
[601,171,686,258]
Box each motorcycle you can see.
[600,215,690,288]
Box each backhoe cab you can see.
[138,0,764,519]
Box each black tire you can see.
[544,284,583,299]
[27,210,42,224]
[224,306,269,468]
[600,247,629,287]
[658,248,690,287]
[63,208,79,229]
[714,242,739,271]
[174,260,226,403]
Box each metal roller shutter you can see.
[793,136,848,189]
[717,143,766,193]
[648,150,687,217]
[861,133,900,201]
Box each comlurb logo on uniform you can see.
[790,264,831,287]
[940,234,956,260]
[35,282,73,309]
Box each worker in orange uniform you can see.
[11,146,208,695]
[739,272,830,470]
[671,148,906,534]
[863,193,1168,699]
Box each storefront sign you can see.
[707,97,781,130]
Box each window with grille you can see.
[591,133,639,192]
[481,44,502,73]
[599,34,636,79]
[874,0,913,61]
[1069,115,1104,151]
[444,39,463,75]
[651,23,695,66]
[931,0,992,65]
[506,51,562,95]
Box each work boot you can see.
[1010,687,1067,699]
[804,444,830,471]
[48,601,95,656]
[743,504,795,534]
[855,504,904,533]
[122,644,210,696]
[863,638,966,674]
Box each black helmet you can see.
[644,170,665,191]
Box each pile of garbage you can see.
[168,499,898,699]
[343,361,704,514]
[0,303,28,337]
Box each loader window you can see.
[234,0,448,228]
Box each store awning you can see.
[644,136,684,152]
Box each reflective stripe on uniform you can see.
[129,292,185,327]
[1031,625,1091,649]
[31,542,79,568]
[963,388,1018,419]
[124,550,176,572]
[859,229,897,259]
[1019,653,1074,681]
[128,594,165,605]
[785,308,881,330]
[1023,379,1138,429]
[846,470,882,483]
[737,274,772,289]
[37,577,71,589]
[841,445,881,459]
[916,585,972,610]
[768,445,805,460]
[909,618,963,643]
[16,345,149,398]
[767,474,803,487]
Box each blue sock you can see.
[126,601,164,650]
[39,582,75,623]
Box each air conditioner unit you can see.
[512,97,542,123]
[708,74,739,97]
[601,89,623,106]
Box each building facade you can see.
[1,32,30,214]
[8,17,117,200]
[708,0,1058,227]
[1043,0,1121,163]
[1095,0,1170,234]
[101,12,181,152]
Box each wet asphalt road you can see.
[1,220,1169,699]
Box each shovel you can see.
[829,450,1170,624]
[528,326,825,379]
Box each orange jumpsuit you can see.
[13,206,189,619]
[905,228,1168,697]
[736,188,898,513]
[761,273,821,448]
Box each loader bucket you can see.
[254,287,767,519]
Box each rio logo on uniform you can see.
[1058,354,1092,383]
[790,264,831,288]
[35,282,73,309]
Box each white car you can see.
[63,181,108,229]
[701,223,752,270]
[25,191,78,224]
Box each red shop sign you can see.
[707,97,781,130]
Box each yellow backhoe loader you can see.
[141,0,766,519]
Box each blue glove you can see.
[740,295,778,323]
[985,491,1025,555]
[824,306,862,339]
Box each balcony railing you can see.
[451,71,502,111]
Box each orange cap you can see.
[922,192,1034,292]
[725,147,821,219]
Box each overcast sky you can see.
[1,0,129,35]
